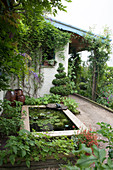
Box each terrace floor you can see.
[69,94,113,150]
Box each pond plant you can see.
[29,108,78,132]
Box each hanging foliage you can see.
[0,0,72,91]
[17,20,71,97]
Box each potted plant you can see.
[44,59,57,66]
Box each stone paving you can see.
[69,94,113,150]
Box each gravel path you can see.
[69,94,113,149]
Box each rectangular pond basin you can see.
[21,105,87,137]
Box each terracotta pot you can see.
[5,90,16,106]
[44,60,49,66]
[17,95,25,104]
[5,90,16,101]
[14,89,23,97]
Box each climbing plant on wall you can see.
[17,20,71,97]
[0,0,72,91]
[83,27,112,101]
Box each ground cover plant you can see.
[0,130,76,168]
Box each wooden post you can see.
[21,106,30,131]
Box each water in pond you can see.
[29,108,78,132]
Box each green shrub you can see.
[50,63,71,96]
[55,72,66,79]
[96,85,113,109]
[25,94,79,115]
[62,97,78,114]
[25,94,61,105]
[52,77,69,85]
[62,144,113,169]
[50,85,71,96]
[71,129,98,150]
[62,122,113,169]
[0,100,23,136]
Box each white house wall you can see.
[38,43,69,97]
[0,43,69,99]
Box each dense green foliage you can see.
[0,100,23,136]
[75,64,113,110]
[50,63,71,96]
[96,85,113,109]
[83,28,111,101]
[95,66,113,109]
[0,10,26,90]
[0,95,77,167]
[25,94,79,114]
[69,28,112,101]
[17,21,70,97]
[0,0,71,91]
[0,129,75,167]
[1,98,113,168]
[63,144,113,169]
[68,52,82,94]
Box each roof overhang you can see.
[46,18,111,52]
[46,18,91,52]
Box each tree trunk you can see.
[92,51,97,101]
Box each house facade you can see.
[38,18,89,97]
[0,18,90,100]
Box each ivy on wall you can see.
[0,0,72,92]
[16,20,71,97]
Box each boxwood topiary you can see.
[50,63,71,96]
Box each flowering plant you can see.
[72,129,98,150]
[96,85,113,109]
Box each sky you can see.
[49,0,113,66]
